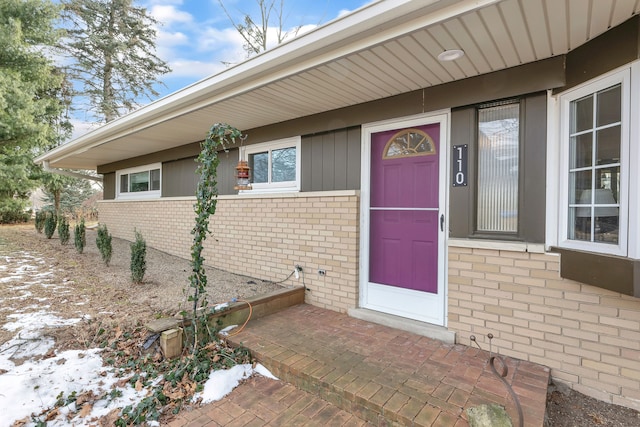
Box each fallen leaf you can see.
[45,408,60,421]
[135,377,143,392]
[76,390,95,407]
[79,403,93,418]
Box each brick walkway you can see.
[169,304,550,426]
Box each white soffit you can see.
[37,0,640,170]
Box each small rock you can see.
[466,404,513,427]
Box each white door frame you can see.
[359,111,450,326]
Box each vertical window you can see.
[477,101,520,233]
[241,137,301,193]
[558,69,629,257]
[568,84,621,245]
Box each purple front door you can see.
[369,124,440,293]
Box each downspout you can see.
[42,160,103,183]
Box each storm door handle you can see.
[440,214,444,232]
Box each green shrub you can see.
[44,212,57,239]
[0,199,29,224]
[96,224,113,266]
[130,230,146,283]
[35,211,46,233]
[74,219,86,254]
[58,216,70,245]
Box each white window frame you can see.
[239,137,301,193]
[116,163,162,200]
[556,68,631,257]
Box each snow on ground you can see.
[0,247,276,426]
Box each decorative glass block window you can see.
[477,101,520,233]
[383,129,436,158]
[241,137,300,193]
[116,163,161,199]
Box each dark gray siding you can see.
[302,127,361,192]
[161,149,239,198]
[560,16,639,93]
[162,157,198,198]
[103,172,115,200]
[448,92,547,243]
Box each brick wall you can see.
[99,196,640,410]
[98,191,360,312]
[448,245,640,410]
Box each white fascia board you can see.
[35,0,502,167]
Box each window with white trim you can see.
[116,163,161,199]
[240,137,301,193]
[559,69,630,256]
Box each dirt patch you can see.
[545,382,640,426]
[0,223,289,351]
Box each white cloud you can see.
[150,5,193,26]
[157,30,190,47]
[166,59,227,79]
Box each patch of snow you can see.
[194,363,277,404]
[219,324,238,336]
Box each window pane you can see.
[120,175,129,193]
[594,206,619,243]
[569,170,592,204]
[596,126,620,165]
[596,85,621,127]
[571,95,593,133]
[130,171,149,192]
[150,169,160,191]
[570,133,592,168]
[249,152,268,183]
[271,147,296,182]
[477,103,519,233]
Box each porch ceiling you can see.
[38,0,640,170]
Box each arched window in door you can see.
[383,129,436,159]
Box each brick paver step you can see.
[226,304,550,427]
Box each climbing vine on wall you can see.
[187,123,243,352]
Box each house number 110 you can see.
[452,144,468,187]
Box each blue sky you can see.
[69,0,372,137]
[145,0,372,98]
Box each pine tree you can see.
[0,0,67,221]
[60,0,171,123]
